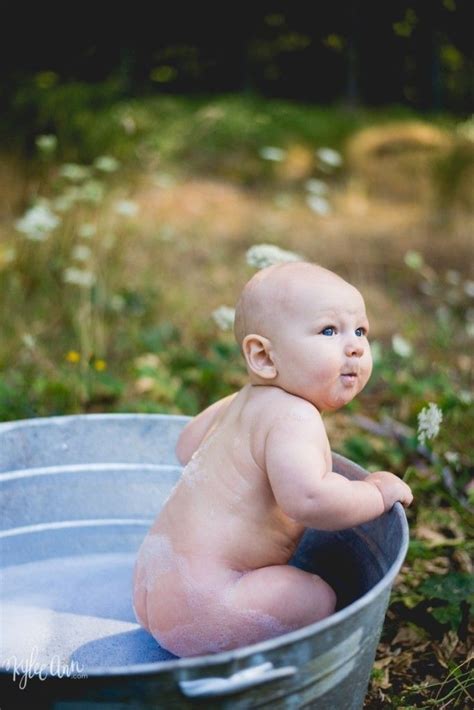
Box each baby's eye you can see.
[320,326,336,336]
[355,327,367,337]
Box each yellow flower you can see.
[66,350,80,363]
[94,359,107,371]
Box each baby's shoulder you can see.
[255,388,323,432]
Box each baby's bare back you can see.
[151,385,310,571]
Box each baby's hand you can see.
[366,471,413,512]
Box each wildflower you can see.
[22,334,36,349]
[79,180,105,204]
[15,204,61,241]
[63,267,96,288]
[391,334,412,358]
[78,223,97,239]
[316,147,343,168]
[94,155,120,172]
[417,403,443,446]
[464,280,474,298]
[305,178,329,195]
[114,200,139,216]
[71,244,92,261]
[306,195,331,216]
[246,244,303,270]
[94,359,107,371]
[35,134,57,153]
[65,350,81,363]
[404,250,424,270]
[212,306,235,331]
[259,146,286,162]
[59,163,92,182]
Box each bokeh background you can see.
[1,2,473,707]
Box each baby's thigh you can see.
[226,565,336,629]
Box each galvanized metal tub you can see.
[0,414,408,709]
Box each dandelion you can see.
[316,147,343,168]
[246,244,303,270]
[63,267,96,288]
[35,134,57,153]
[212,306,235,331]
[404,250,424,270]
[114,200,139,216]
[94,359,107,371]
[15,204,61,241]
[65,350,81,363]
[417,403,443,446]
[71,244,92,262]
[306,195,331,216]
[94,155,120,172]
[305,178,329,195]
[59,163,92,182]
[392,334,412,358]
[259,146,286,162]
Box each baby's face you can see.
[270,274,373,411]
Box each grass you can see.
[1,88,473,706]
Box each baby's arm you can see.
[176,393,237,465]
[265,404,412,531]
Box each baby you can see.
[132,261,413,657]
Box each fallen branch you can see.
[351,414,471,511]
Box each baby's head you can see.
[234,261,373,411]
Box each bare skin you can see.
[132,262,413,657]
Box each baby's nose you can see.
[345,338,364,357]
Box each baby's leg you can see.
[224,564,336,636]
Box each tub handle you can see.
[178,661,297,698]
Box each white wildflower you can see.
[78,223,97,239]
[246,244,303,269]
[259,146,286,162]
[21,333,36,349]
[114,200,139,216]
[392,334,412,358]
[35,134,57,153]
[444,451,459,465]
[463,280,474,298]
[15,204,61,241]
[456,115,474,142]
[79,180,105,204]
[305,178,329,195]
[404,250,424,270]
[94,155,120,172]
[316,147,343,167]
[306,195,331,216]
[63,267,96,288]
[417,403,443,446]
[59,163,92,182]
[212,306,235,331]
[71,244,92,261]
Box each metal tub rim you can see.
[0,413,409,678]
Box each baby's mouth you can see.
[341,371,358,384]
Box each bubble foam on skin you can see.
[135,533,176,593]
[146,552,295,657]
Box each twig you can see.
[351,414,471,511]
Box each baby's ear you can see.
[242,334,277,380]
